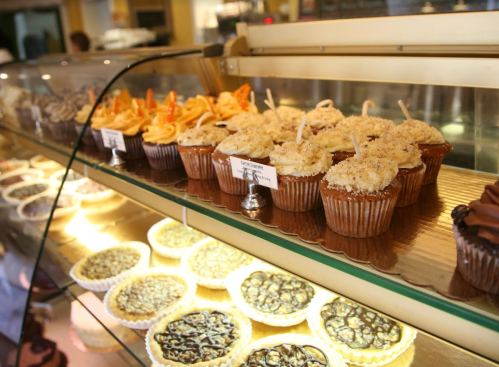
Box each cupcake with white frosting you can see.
[312,127,370,165]
[306,99,345,134]
[42,101,77,140]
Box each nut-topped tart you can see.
[2,179,53,206]
[17,191,81,221]
[0,168,44,192]
[180,238,255,289]
[235,334,347,367]
[226,264,318,326]
[307,292,417,367]
[70,242,151,292]
[148,218,208,259]
[146,302,251,367]
[74,178,115,203]
[0,159,29,176]
[104,267,196,329]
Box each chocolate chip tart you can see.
[104,267,196,329]
[226,263,319,327]
[234,334,347,367]
[69,242,151,292]
[307,292,417,367]
[180,238,255,289]
[146,301,251,367]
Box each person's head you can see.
[70,31,90,52]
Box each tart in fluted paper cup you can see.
[180,237,255,289]
[2,179,54,206]
[74,178,115,203]
[0,169,44,192]
[234,333,347,367]
[104,267,197,329]
[146,301,252,367]
[147,218,209,259]
[307,292,417,367]
[50,169,86,191]
[17,191,81,221]
[226,263,319,327]
[29,155,62,172]
[69,241,151,292]
[0,159,29,176]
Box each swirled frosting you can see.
[312,128,369,153]
[270,141,332,177]
[143,121,186,145]
[75,104,93,124]
[306,106,345,128]
[227,112,266,131]
[324,157,398,192]
[44,102,76,123]
[106,109,151,136]
[177,126,229,146]
[360,139,422,169]
[263,106,305,124]
[337,115,391,138]
[464,181,499,244]
[391,120,446,144]
[265,119,313,144]
[215,129,274,159]
[90,109,115,130]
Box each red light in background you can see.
[264,17,274,24]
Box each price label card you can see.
[101,128,126,152]
[230,156,278,190]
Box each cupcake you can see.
[263,105,305,124]
[390,120,452,185]
[360,138,426,207]
[270,140,332,212]
[320,156,401,238]
[0,159,29,176]
[306,99,345,134]
[451,180,499,294]
[336,100,390,139]
[74,104,95,145]
[307,292,417,366]
[225,111,266,133]
[42,101,77,140]
[265,116,313,145]
[312,127,370,165]
[177,124,229,179]
[212,128,274,195]
[181,95,219,127]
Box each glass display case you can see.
[0,12,498,367]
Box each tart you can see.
[307,292,417,367]
[17,192,81,221]
[146,301,251,367]
[0,159,29,176]
[180,238,254,289]
[0,169,44,192]
[147,218,208,259]
[2,179,53,206]
[74,178,115,203]
[69,241,151,292]
[226,263,318,326]
[104,267,196,329]
[235,334,347,367]
[50,169,86,191]
[29,155,63,172]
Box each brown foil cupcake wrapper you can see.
[92,129,111,152]
[453,225,499,295]
[143,142,182,170]
[395,164,426,207]
[421,155,445,185]
[119,134,145,160]
[212,159,249,195]
[44,120,76,141]
[16,109,36,130]
[331,151,354,165]
[321,185,399,238]
[179,147,216,179]
[75,124,96,145]
[271,175,323,212]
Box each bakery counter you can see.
[4,122,499,362]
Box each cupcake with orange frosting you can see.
[180,95,219,128]
[142,91,186,170]
[212,128,274,195]
[177,114,229,179]
[215,84,253,121]
[320,156,401,238]
[306,99,344,134]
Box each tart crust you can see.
[226,263,319,327]
[69,242,151,292]
[104,267,196,329]
[307,292,417,367]
[146,301,252,367]
[2,179,53,206]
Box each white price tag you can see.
[101,128,126,152]
[230,156,278,190]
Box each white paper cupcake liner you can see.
[69,241,151,292]
[103,267,197,329]
[234,333,347,367]
[225,263,320,327]
[307,292,417,367]
[2,179,54,206]
[147,217,209,259]
[17,190,81,221]
[180,238,257,290]
[145,300,252,367]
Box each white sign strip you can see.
[229,156,278,190]
[101,128,126,152]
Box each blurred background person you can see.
[70,31,90,52]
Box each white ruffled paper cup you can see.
[74,178,116,203]
[225,263,320,327]
[234,333,347,367]
[180,238,257,290]
[17,190,81,221]
[307,291,417,367]
[104,267,197,329]
[145,301,252,367]
[3,179,54,207]
[69,241,151,292]
[147,217,209,259]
